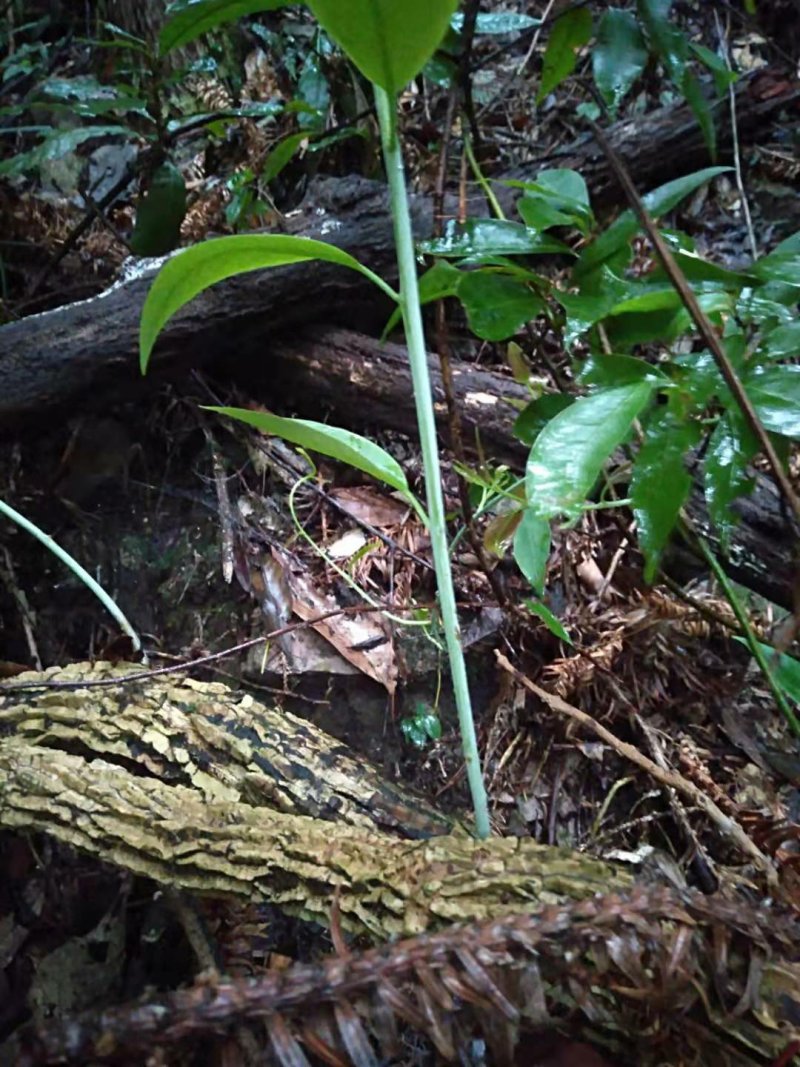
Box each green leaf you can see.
[681,69,716,159]
[0,125,130,178]
[636,0,686,84]
[513,509,551,594]
[744,365,800,438]
[632,413,698,581]
[418,218,573,258]
[263,131,309,181]
[742,642,800,703]
[205,406,416,498]
[537,6,593,103]
[130,162,187,257]
[576,167,731,277]
[513,394,574,446]
[579,353,669,387]
[525,599,572,644]
[452,12,541,34]
[704,413,756,550]
[306,0,460,94]
[758,321,800,362]
[457,272,544,341]
[139,235,397,370]
[752,250,800,287]
[526,382,654,519]
[593,8,648,113]
[160,0,288,55]
[382,259,461,337]
[690,42,738,96]
[504,169,592,229]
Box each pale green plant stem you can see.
[693,529,800,739]
[375,85,491,839]
[0,498,143,659]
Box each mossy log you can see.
[0,663,630,940]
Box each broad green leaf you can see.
[513,394,573,446]
[130,162,187,257]
[518,197,577,233]
[744,365,800,438]
[526,382,654,519]
[736,289,797,328]
[457,272,544,341]
[537,6,593,103]
[556,279,626,348]
[758,321,800,362]
[206,406,415,499]
[663,249,754,287]
[690,42,738,96]
[576,167,731,276]
[742,641,800,703]
[593,8,648,113]
[632,412,698,581]
[160,0,288,55]
[306,0,460,94]
[452,12,541,34]
[513,509,551,594]
[752,250,800,287]
[525,599,572,644]
[579,353,669,387]
[139,235,397,370]
[382,259,461,337]
[263,131,309,181]
[503,169,592,229]
[704,413,756,550]
[605,289,734,348]
[418,218,573,258]
[636,0,686,84]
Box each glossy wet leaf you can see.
[160,0,288,55]
[744,365,800,438]
[130,162,187,257]
[458,272,544,341]
[752,249,800,287]
[139,235,396,370]
[513,394,574,446]
[636,0,687,84]
[206,407,415,499]
[526,382,654,519]
[576,167,730,276]
[537,6,593,103]
[418,218,572,258]
[704,413,756,550]
[758,321,800,362]
[579,353,669,388]
[593,8,647,113]
[306,0,460,94]
[452,12,541,34]
[680,69,716,159]
[0,125,129,177]
[513,509,551,594]
[632,413,698,582]
[382,259,462,337]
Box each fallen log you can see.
[1,69,796,426]
[1,663,798,1066]
[263,326,797,611]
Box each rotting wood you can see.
[0,69,796,426]
[0,660,455,840]
[0,662,631,942]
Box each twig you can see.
[495,650,779,887]
[712,10,757,259]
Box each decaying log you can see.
[0,661,455,840]
[265,326,797,611]
[0,663,631,941]
[1,69,796,426]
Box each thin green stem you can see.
[693,528,800,739]
[375,85,491,838]
[0,498,144,659]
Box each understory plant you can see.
[139,0,492,837]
